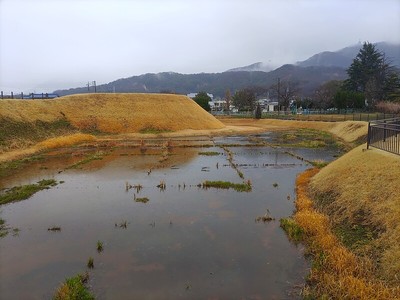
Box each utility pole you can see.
[277,77,280,114]
[87,82,90,92]
[92,81,97,93]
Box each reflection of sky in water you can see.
[0,145,329,299]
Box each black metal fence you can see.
[367,118,400,155]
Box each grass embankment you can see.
[310,145,400,285]
[283,146,400,299]
[0,93,224,134]
[0,93,224,160]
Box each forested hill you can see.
[54,65,347,98]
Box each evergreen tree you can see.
[345,42,400,105]
[193,92,211,111]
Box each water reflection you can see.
[0,142,335,299]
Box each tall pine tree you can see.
[345,42,400,105]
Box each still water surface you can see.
[0,138,337,299]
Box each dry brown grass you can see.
[0,93,224,133]
[309,145,400,285]
[38,133,96,149]
[294,169,400,299]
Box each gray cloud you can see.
[1,0,399,92]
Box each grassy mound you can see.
[288,168,400,299]
[0,93,224,133]
[309,145,400,285]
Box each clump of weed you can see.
[0,218,8,238]
[198,151,220,156]
[135,197,149,204]
[125,182,142,193]
[53,271,94,300]
[255,209,275,223]
[0,179,59,205]
[157,180,166,191]
[87,257,94,269]
[115,220,128,229]
[48,226,61,232]
[202,180,252,192]
[97,241,104,253]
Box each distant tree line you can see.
[227,42,400,113]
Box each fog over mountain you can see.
[54,42,398,98]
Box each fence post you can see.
[1,91,3,99]
[383,120,387,142]
[367,122,371,149]
[11,92,14,99]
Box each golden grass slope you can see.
[309,145,400,284]
[295,169,399,299]
[0,93,225,133]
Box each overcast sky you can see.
[1,0,399,93]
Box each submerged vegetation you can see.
[0,179,59,205]
[67,151,107,169]
[0,155,44,178]
[53,272,94,300]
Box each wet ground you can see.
[0,134,340,299]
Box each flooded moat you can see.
[0,134,340,299]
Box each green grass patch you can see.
[0,179,59,205]
[272,129,341,149]
[53,272,94,300]
[198,151,220,156]
[280,217,304,242]
[334,224,375,251]
[202,180,252,192]
[0,117,76,152]
[310,160,329,168]
[139,127,172,134]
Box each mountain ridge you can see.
[53,41,399,98]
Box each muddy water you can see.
[0,140,336,299]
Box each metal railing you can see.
[367,118,400,155]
